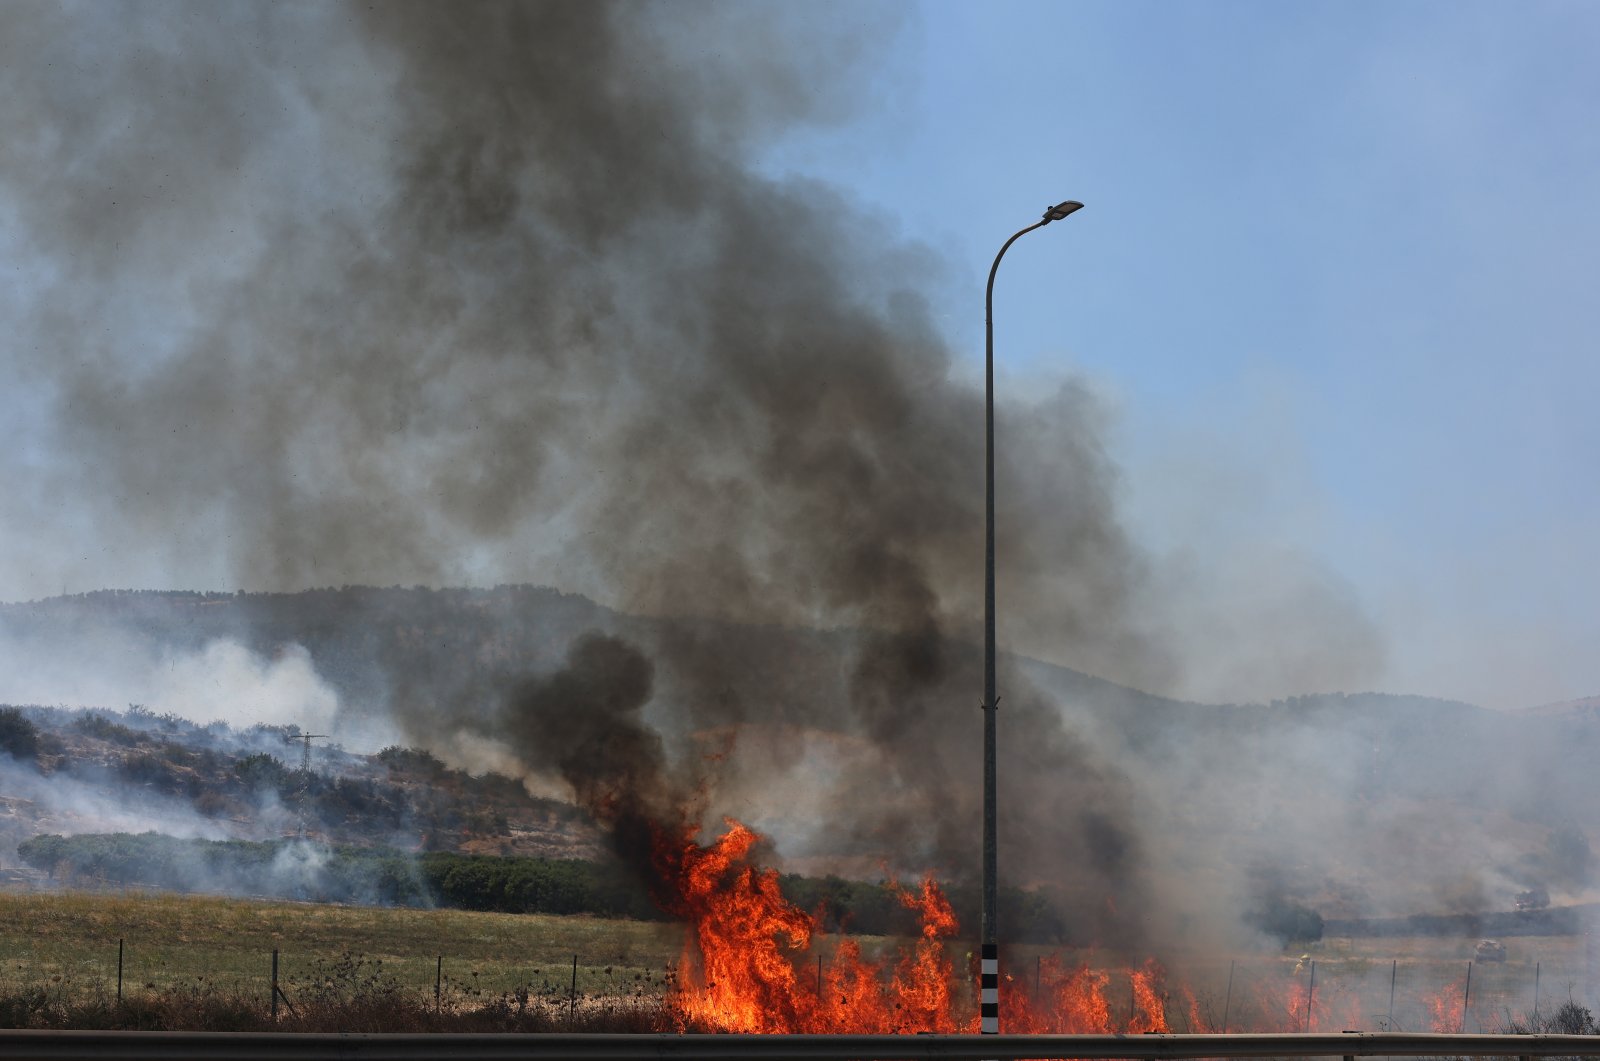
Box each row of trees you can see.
[14,832,1082,942]
[14,833,662,918]
[17,833,430,907]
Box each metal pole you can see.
[1389,960,1397,1030]
[1304,961,1317,1033]
[570,955,579,1022]
[1222,960,1235,1033]
[436,956,443,1013]
[1535,961,1541,1019]
[981,199,1081,1037]
[271,949,279,1021]
[1462,962,1473,1033]
[117,939,123,1003]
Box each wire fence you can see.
[3,933,1597,1034]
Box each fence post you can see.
[271,949,279,1021]
[116,939,123,1003]
[1535,961,1542,1018]
[1388,959,1397,1030]
[570,955,579,1022]
[435,956,442,1012]
[1304,960,1317,1032]
[1462,960,1473,1033]
[1222,959,1235,1033]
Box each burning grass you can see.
[649,819,1600,1036]
[3,824,1596,1034]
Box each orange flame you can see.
[1128,961,1171,1033]
[663,818,813,1032]
[1002,957,1113,1033]
[655,817,1369,1036]
[1425,976,1467,1033]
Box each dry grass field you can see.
[0,889,685,1005]
[1,888,1594,1034]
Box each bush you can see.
[0,707,39,761]
[1247,896,1325,944]
[234,752,291,794]
[1500,998,1600,1035]
[16,835,68,878]
[71,712,143,746]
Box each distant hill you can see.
[1510,694,1600,722]
[2,586,1597,930]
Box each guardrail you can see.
[3,1032,1600,1061]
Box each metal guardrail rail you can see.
[3,1032,1600,1061]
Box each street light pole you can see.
[981,198,1083,1037]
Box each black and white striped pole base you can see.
[980,942,999,1034]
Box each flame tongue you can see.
[656,817,972,1033]
[886,878,962,1032]
[663,818,815,1032]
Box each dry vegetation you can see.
[0,890,685,1030]
[2,889,1594,1034]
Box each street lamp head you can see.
[1041,200,1084,224]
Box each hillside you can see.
[1,586,1596,932]
[0,702,605,880]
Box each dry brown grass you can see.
[0,888,685,1028]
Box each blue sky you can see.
[757,1,1600,708]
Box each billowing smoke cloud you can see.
[1,3,1154,674]
[0,1,1386,945]
[0,617,346,737]
[495,633,674,866]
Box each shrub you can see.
[71,712,143,746]
[0,707,39,761]
[234,752,291,794]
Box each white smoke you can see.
[146,641,338,732]
[0,627,340,734]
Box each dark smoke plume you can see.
[494,632,679,868]
[0,1,1380,945]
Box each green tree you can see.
[0,707,39,761]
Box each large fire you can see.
[654,817,965,1033]
[650,817,1358,1035]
